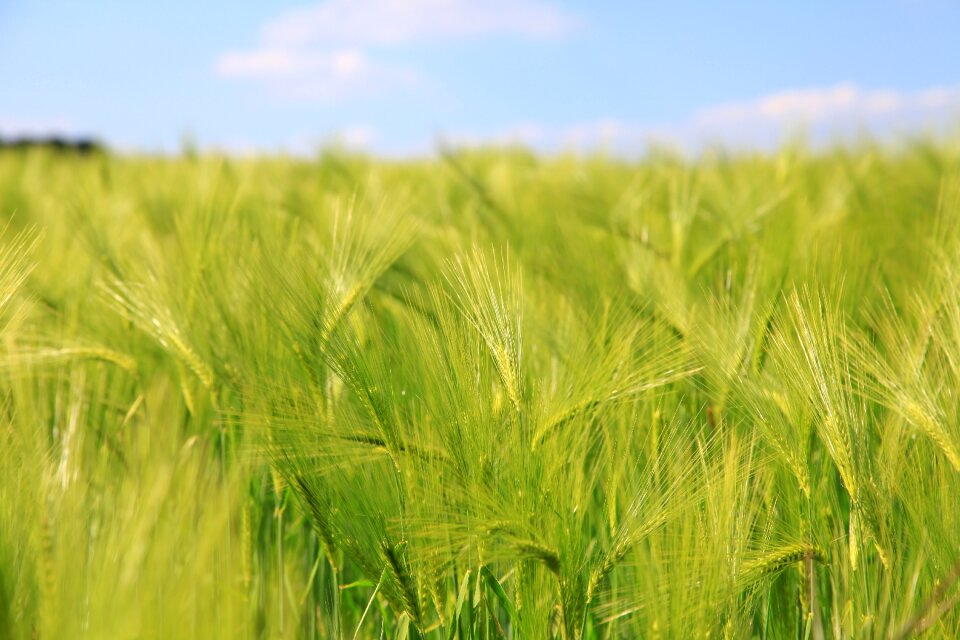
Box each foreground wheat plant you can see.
[1,139,960,638]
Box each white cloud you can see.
[216,0,577,103]
[261,0,577,47]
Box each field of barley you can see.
[1,139,960,638]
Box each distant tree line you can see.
[0,135,104,154]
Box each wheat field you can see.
[2,140,960,638]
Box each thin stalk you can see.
[894,557,960,640]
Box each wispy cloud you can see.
[695,83,960,127]
[262,0,577,46]
[446,83,960,155]
[215,47,419,102]
[442,122,547,148]
[337,124,378,149]
[0,115,76,137]
[216,0,577,103]
[280,124,382,155]
[217,48,369,79]
[198,124,381,158]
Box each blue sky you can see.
[2,0,960,155]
